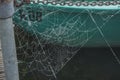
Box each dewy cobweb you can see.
[14,0,120,80]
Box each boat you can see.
[13,0,120,47]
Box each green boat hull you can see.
[13,3,120,47]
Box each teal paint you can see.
[13,3,120,47]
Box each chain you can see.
[15,0,120,7]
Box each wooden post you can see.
[0,0,19,80]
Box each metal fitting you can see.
[66,1,73,6]
[82,2,89,6]
[59,2,65,6]
[110,1,117,5]
[0,0,14,19]
[75,1,81,6]
[42,0,48,4]
[90,1,97,6]
[104,1,110,6]
[97,1,103,6]
[27,0,120,7]
[51,1,57,5]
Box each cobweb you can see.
[14,0,120,80]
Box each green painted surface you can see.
[13,3,120,47]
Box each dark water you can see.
[23,47,120,80]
